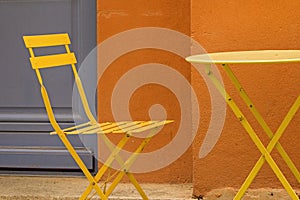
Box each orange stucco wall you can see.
[97,0,300,196]
[192,0,300,196]
[97,0,192,183]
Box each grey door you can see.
[0,0,97,174]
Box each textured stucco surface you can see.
[97,0,192,183]
[96,0,300,197]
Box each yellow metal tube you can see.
[80,134,130,199]
[223,64,300,182]
[105,171,126,196]
[56,133,107,200]
[205,65,299,200]
[235,95,300,199]
[127,173,149,200]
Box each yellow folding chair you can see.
[23,33,173,200]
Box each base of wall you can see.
[194,187,300,200]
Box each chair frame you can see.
[23,33,173,200]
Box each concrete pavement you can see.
[0,175,193,200]
[0,175,297,199]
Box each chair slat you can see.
[62,122,92,132]
[85,121,130,134]
[102,121,144,133]
[52,120,174,135]
[50,122,91,135]
[112,121,155,133]
[67,124,102,135]
[30,53,77,69]
[23,33,70,48]
[127,120,174,133]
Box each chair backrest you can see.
[23,33,97,132]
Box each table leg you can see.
[235,95,300,199]
[205,64,299,200]
[223,64,300,182]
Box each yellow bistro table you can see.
[186,50,300,200]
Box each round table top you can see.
[186,50,300,64]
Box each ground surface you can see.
[0,176,192,200]
[0,176,297,199]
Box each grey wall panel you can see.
[0,148,94,170]
[0,132,83,147]
[0,0,97,173]
[0,0,73,108]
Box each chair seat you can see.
[51,120,173,135]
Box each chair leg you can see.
[105,171,126,196]
[127,172,149,200]
[104,172,149,200]
[80,134,130,199]
[81,131,154,199]
[103,135,152,199]
[57,133,108,200]
[100,132,151,199]
[109,136,153,200]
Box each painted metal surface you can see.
[186,50,300,64]
[187,50,300,200]
[24,33,174,200]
